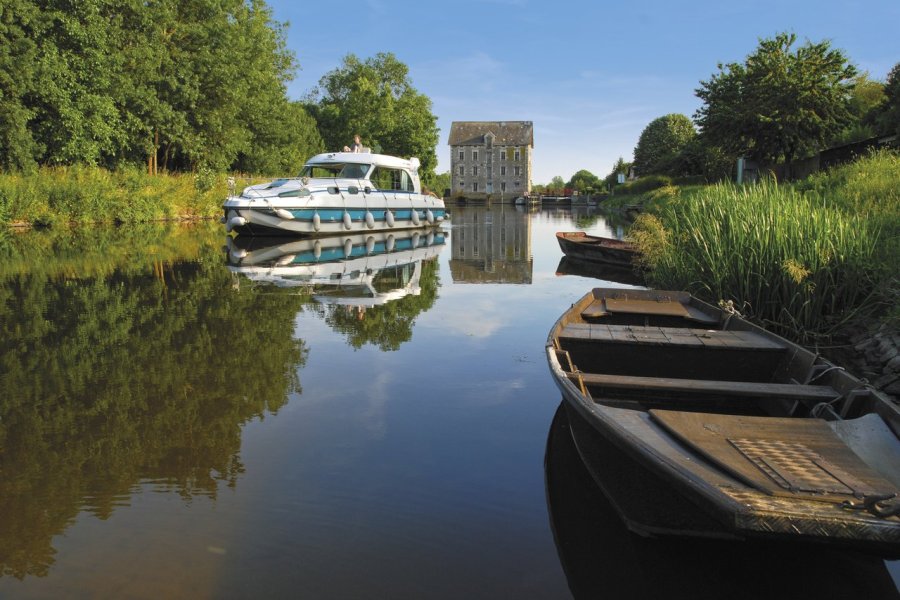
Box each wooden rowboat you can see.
[555,232,640,268]
[546,288,900,556]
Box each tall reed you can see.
[0,166,228,227]
[629,180,884,341]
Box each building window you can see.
[458,150,464,161]
[501,182,507,192]
[458,165,464,176]
[514,149,521,161]
[473,166,478,176]
[514,181,520,189]
[500,150,506,160]
[459,181,465,188]
[473,182,479,192]
[500,166,506,176]
[514,166,521,176]
[473,150,478,161]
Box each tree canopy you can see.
[0,0,321,175]
[694,33,857,166]
[307,53,440,183]
[566,169,601,193]
[633,114,696,176]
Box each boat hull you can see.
[555,232,640,268]
[546,288,900,557]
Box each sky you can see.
[265,0,899,184]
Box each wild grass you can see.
[629,179,890,341]
[0,166,230,227]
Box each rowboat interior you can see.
[548,288,900,552]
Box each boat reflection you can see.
[544,403,898,600]
[555,255,644,287]
[226,229,445,307]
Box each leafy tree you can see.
[633,114,696,175]
[695,33,857,170]
[308,53,440,180]
[566,169,600,193]
[603,157,632,188]
[873,62,900,137]
[548,175,565,191]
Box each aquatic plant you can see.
[630,180,885,341]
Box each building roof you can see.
[448,121,533,147]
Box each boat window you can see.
[370,167,415,192]
[299,163,371,179]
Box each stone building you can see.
[448,121,533,201]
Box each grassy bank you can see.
[0,166,231,227]
[629,151,899,341]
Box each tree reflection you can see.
[0,225,308,578]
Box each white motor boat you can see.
[222,152,446,236]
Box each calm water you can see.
[0,205,896,599]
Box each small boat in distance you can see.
[555,231,641,268]
[546,287,900,556]
[222,152,446,236]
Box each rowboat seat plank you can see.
[559,324,785,352]
[649,409,898,501]
[571,372,838,401]
[580,296,719,324]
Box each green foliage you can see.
[423,171,450,196]
[0,1,315,174]
[308,53,440,180]
[603,157,632,188]
[872,62,900,137]
[0,225,308,577]
[633,114,696,175]
[618,174,673,195]
[695,32,857,167]
[566,169,601,193]
[0,166,225,226]
[629,179,888,341]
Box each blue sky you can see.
[266,0,899,183]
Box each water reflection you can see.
[227,230,445,351]
[0,225,308,579]
[545,403,898,599]
[449,205,533,284]
[554,256,644,287]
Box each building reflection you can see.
[449,205,533,284]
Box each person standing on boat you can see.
[344,134,363,153]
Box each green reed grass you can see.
[0,166,229,227]
[630,180,886,341]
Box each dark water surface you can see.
[0,205,896,599]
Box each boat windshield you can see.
[300,163,371,179]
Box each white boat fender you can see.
[365,211,375,229]
[385,210,395,227]
[227,215,247,231]
[275,254,296,267]
[426,209,434,224]
[411,209,420,226]
[313,240,322,259]
[426,231,434,246]
[313,212,321,232]
[274,208,294,220]
[366,236,375,254]
[342,211,352,230]
[230,247,248,260]
[412,232,420,247]
[386,235,395,252]
[343,238,353,257]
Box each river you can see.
[0,204,896,599]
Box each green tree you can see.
[873,62,900,137]
[695,33,857,171]
[308,53,440,180]
[633,114,696,175]
[603,157,632,188]
[566,169,600,193]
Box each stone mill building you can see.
[448,121,533,201]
